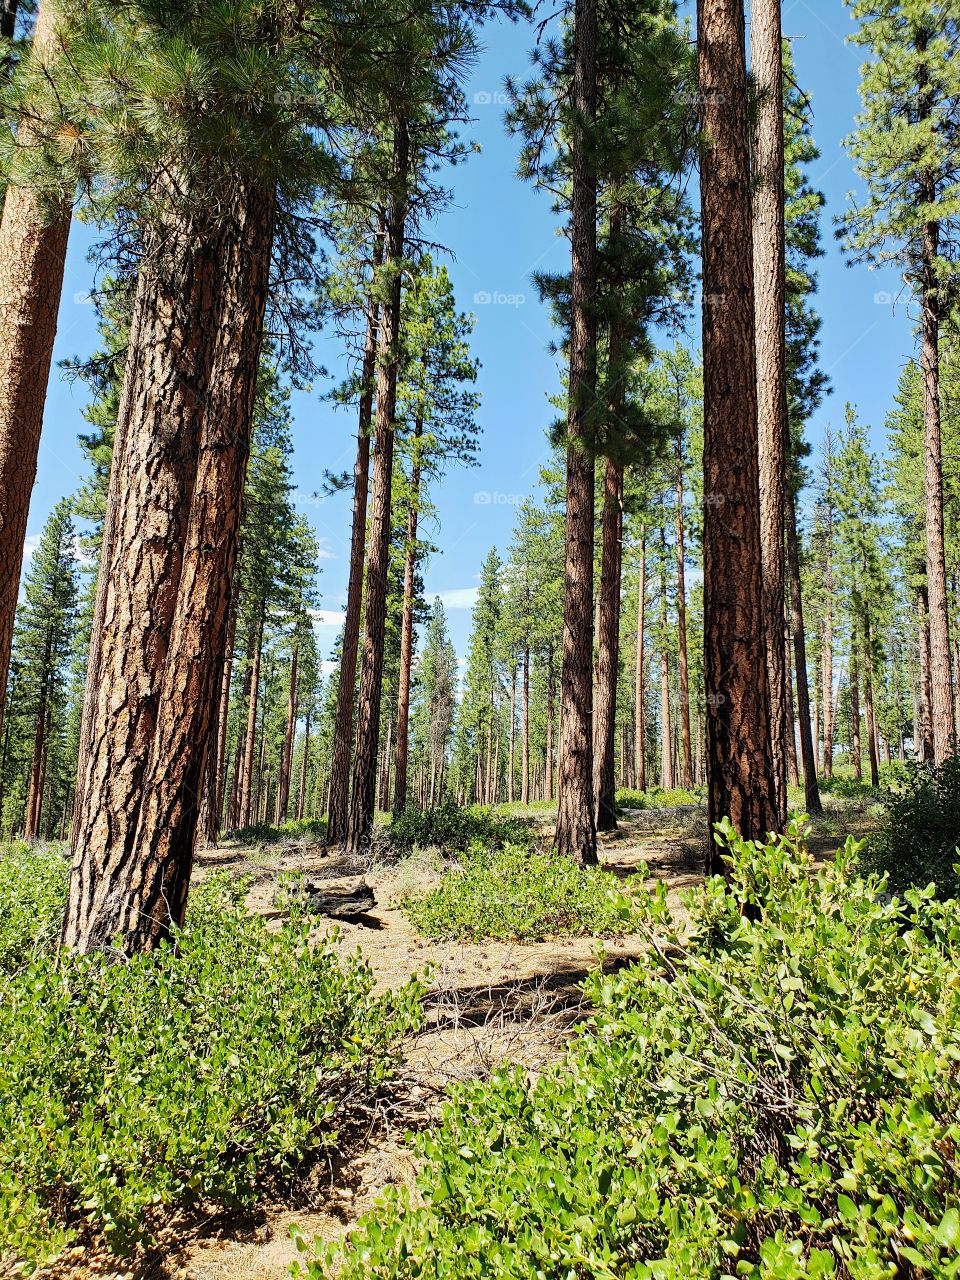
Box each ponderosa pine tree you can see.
[2,498,77,839]
[751,0,789,829]
[60,0,381,950]
[0,0,72,746]
[842,0,960,762]
[698,0,777,856]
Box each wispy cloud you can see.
[433,586,479,610]
[311,608,347,627]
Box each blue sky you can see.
[30,0,910,662]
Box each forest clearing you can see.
[2,0,960,1275]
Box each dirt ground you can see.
[34,803,864,1280]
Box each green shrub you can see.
[0,874,423,1270]
[862,754,960,897]
[400,844,635,942]
[0,842,70,973]
[388,803,538,855]
[228,816,328,846]
[301,824,960,1279]
[615,786,702,811]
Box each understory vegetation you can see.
[864,755,960,899]
[0,852,423,1270]
[615,787,704,811]
[302,826,960,1279]
[387,802,539,855]
[400,843,635,942]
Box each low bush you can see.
[615,786,702,811]
[388,802,538,855]
[302,824,960,1279]
[400,843,635,942]
[0,842,69,973]
[0,873,423,1270]
[228,816,328,846]
[862,753,960,898]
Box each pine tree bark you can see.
[239,610,264,828]
[850,635,862,780]
[659,521,675,792]
[327,223,383,842]
[347,123,408,852]
[594,456,622,831]
[521,644,531,805]
[786,482,822,814]
[393,419,422,814]
[634,529,647,792]
[296,709,311,821]
[545,646,555,803]
[751,0,789,828]
[918,585,934,760]
[276,645,298,823]
[675,447,693,789]
[0,0,72,745]
[64,181,275,953]
[555,0,598,865]
[698,0,776,864]
[863,615,879,787]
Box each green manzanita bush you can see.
[388,803,538,855]
[298,823,960,1279]
[400,843,636,942]
[615,786,703,811]
[0,842,70,974]
[862,754,960,899]
[0,871,424,1272]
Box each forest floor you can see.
[45,795,877,1280]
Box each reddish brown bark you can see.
[698,0,776,863]
[786,483,822,815]
[327,223,383,843]
[64,181,275,952]
[675,448,693,789]
[348,123,408,851]
[0,1,72,744]
[751,0,789,828]
[594,456,623,831]
[275,645,298,823]
[634,529,647,792]
[393,418,422,814]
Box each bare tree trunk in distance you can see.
[634,529,647,791]
[64,182,275,953]
[863,616,880,787]
[751,0,788,829]
[555,0,598,865]
[348,125,408,852]
[0,0,72,745]
[327,221,382,842]
[659,524,674,792]
[276,645,298,822]
[594,455,623,831]
[918,586,934,759]
[393,418,422,814]
[239,611,264,828]
[786,482,822,814]
[296,709,311,821]
[675,445,693,789]
[521,644,531,804]
[698,0,776,866]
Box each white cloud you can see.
[22,534,41,562]
[321,659,338,676]
[316,538,336,561]
[433,586,479,610]
[310,608,347,627]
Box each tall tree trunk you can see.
[239,610,265,828]
[0,0,72,745]
[822,603,835,779]
[594,456,622,831]
[347,124,408,852]
[555,0,598,865]
[296,709,311,822]
[25,665,50,841]
[786,483,822,814]
[918,585,934,760]
[393,418,422,814]
[785,639,799,789]
[276,645,298,823]
[659,522,674,792]
[64,181,274,953]
[508,665,516,804]
[850,635,862,780]
[920,215,954,761]
[675,446,693,789]
[751,0,788,829]
[327,222,383,842]
[521,644,531,805]
[198,603,235,846]
[863,616,879,787]
[634,529,647,792]
[545,646,555,803]
[699,0,776,864]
